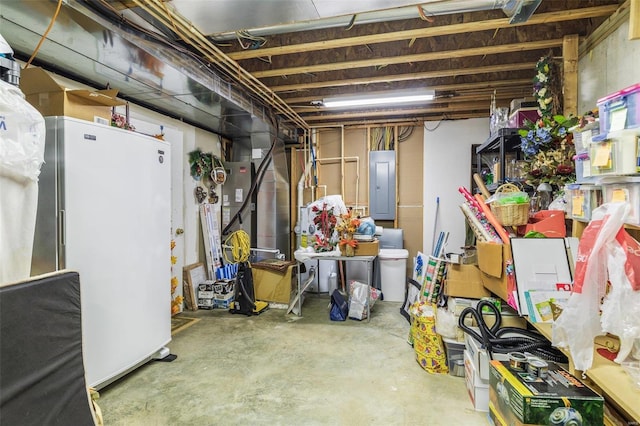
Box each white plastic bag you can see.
[435,306,458,339]
[601,223,640,363]
[0,79,45,182]
[553,202,628,372]
[348,280,380,320]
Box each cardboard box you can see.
[477,242,512,302]
[340,239,380,256]
[464,350,489,412]
[20,67,123,123]
[212,292,234,309]
[445,264,491,299]
[253,265,295,304]
[464,330,509,381]
[489,360,603,426]
[197,281,216,309]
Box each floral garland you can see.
[533,55,563,119]
[534,57,553,118]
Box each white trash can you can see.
[378,249,409,302]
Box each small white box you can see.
[464,330,509,381]
[464,350,489,412]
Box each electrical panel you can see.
[369,150,396,220]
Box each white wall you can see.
[423,118,489,256]
[579,19,640,113]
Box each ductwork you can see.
[0,0,297,141]
[0,0,293,256]
[206,0,542,41]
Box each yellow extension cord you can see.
[224,229,251,263]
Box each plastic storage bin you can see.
[602,182,640,225]
[598,83,640,134]
[378,248,409,302]
[572,123,599,152]
[589,129,640,176]
[443,337,466,377]
[573,151,596,184]
[566,184,602,221]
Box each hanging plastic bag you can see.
[601,226,640,363]
[553,202,628,372]
[0,79,45,182]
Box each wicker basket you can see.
[490,183,530,226]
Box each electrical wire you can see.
[424,120,444,132]
[344,14,357,31]
[24,0,63,69]
[224,229,251,263]
[417,5,435,23]
[235,30,267,50]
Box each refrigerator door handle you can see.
[59,209,65,247]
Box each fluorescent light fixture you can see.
[322,89,435,108]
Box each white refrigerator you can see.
[32,116,172,389]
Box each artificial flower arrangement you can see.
[111,112,135,131]
[336,211,361,256]
[311,203,338,252]
[518,115,578,188]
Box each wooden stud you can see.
[563,34,579,118]
[630,0,640,40]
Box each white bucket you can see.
[378,249,409,302]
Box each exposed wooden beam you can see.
[305,111,490,128]
[226,6,618,61]
[270,63,536,92]
[252,39,563,78]
[278,79,532,99]
[300,101,491,121]
[579,0,630,56]
[563,34,579,117]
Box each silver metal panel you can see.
[169,0,320,35]
[221,162,256,246]
[252,128,290,259]
[32,118,64,275]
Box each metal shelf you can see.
[475,128,525,190]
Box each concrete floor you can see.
[98,295,488,425]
